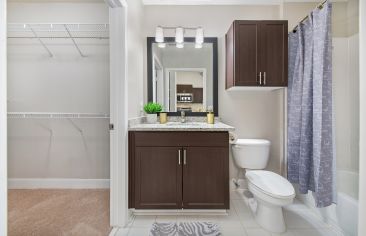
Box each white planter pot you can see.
[146,113,158,124]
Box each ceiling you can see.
[142,0,346,5]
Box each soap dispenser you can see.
[207,107,214,124]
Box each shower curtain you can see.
[287,2,336,208]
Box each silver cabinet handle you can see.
[259,72,262,85]
[263,72,266,85]
[178,149,181,165]
[183,149,187,165]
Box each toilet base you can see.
[254,200,286,233]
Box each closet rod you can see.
[8,36,109,39]
[7,112,110,119]
[291,0,328,33]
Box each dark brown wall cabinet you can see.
[129,131,229,209]
[226,20,288,89]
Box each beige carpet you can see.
[8,189,111,236]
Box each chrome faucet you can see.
[180,111,186,123]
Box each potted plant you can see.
[144,102,162,123]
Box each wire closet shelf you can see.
[7,23,110,57]
[7,112,110,119]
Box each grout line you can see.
[230,199,249,233]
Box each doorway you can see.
[5,0,128,234]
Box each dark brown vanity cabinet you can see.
[129,131,229,210]
[134,146,183,209]
[226,20,288,89]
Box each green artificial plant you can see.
[144,102,163,114]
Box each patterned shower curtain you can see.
[287,2,336,208]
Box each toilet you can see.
[231,139,295,233]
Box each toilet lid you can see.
[246,170,295,198]
[234,139,271,146]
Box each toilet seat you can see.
[246,170,295,199]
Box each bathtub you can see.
[335,170,359,236]
[295,170,359,236]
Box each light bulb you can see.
[175,27,184,43]
[195,27,204,44]
[155,26,164,43]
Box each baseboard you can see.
[132,209,228,216]
[109,227,119,236]
[8,178,110,189]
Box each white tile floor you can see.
[115,191,343,236]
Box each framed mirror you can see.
[147,37,218,116]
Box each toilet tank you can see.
[232,139,271,169]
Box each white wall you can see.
[283,2,349,37]
[358,0,366,235]
[0,0,7,234]
[126,0,144,118]
[7,2,109,23]
[334,35,359,177]
[176,71,203,88]
[7,2,110,179]
[143,5,284,177]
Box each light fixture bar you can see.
[154,25,204,49]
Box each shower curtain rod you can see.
[291,0,328,33]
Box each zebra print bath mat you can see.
[149,222,221,236]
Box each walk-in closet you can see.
[7,1,115,235]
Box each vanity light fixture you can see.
[155,26,164,43]
[154,26,204,47]
[175,27,184,44]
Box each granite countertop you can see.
[129,121,235,132]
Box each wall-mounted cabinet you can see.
[226,20,288,89]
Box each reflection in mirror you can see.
[150,39,216,114]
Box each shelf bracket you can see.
[67,118,83,134]
[28,25,53,58]
[64,24,86,57]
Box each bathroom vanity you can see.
[133,35,234,210]
[128,122,234,210]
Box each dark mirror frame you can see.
[147,37,218,116]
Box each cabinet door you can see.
[259,21,288,86]
[135,147,182,209]
[192,88,203,103]
[234,21,260,86]
[182,147,229,209]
